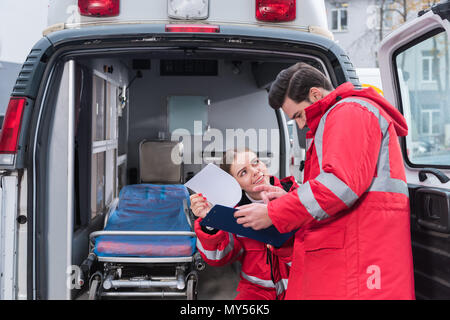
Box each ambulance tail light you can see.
[256,0,296,22]
[78,0,120,17]
[165,24,220,33]
[0,97,26,165]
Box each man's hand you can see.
[234,203,273,230]
[253,185,287,204]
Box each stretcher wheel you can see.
[186,277,197,300]
[89,278,100,300]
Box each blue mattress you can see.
[94,184,196,258]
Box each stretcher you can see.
[81,184,204,299]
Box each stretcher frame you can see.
[83,189,203,299]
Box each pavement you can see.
[197,262,241,300]
[76,261,242,300]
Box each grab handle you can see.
[418,168,450,184]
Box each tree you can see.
[373,0,442,67]
[377,0,441,42]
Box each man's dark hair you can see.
[268,62,334,110]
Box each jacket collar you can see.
[304,82,355,135]
[303,81,408,137]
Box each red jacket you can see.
[195,176,298,299]
[268,82,415,299]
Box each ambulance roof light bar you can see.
[78,0,120,17]
[256,0,296,22]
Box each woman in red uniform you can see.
[190,148,297,300]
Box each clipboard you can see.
[200,204,296,248]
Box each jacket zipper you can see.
[266,246,276,285]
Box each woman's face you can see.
[229,151,270,198]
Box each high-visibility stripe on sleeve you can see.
[196,232,235,261]
[296,172,358,222]
[297,181,330,221]
[315,172,359,207]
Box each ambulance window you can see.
[394,29,450,167]
[168,96,209,136]
[91,75,119,219]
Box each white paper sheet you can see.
[184,163,242,207]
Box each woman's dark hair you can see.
[268,62,334,110]
[220,148,255,175]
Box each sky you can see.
[0,0,49,64]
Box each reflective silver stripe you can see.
[297,181,330,220]
[335,98,408,197]
[241,271,275,288]
[241,271,285,294]
[196,232,235,261]
[333,98,391,177]
[302,96,408,222]
[235,247,244,260]
[306,138,313,151]
[335,98,389,135]
[314,114,327,170]
[240,273,288,296]
[275,279,289,296]
[377,128,391,175]
[315,172,358,207]
[369,177,409,196]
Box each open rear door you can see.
[0,173,19,299]
[378,2,450,299]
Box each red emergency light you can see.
[256,0,296,22]
[165,24,220,33]
[78,0,120,17]
[0,97,26,154]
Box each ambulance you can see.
[0,0,449,300]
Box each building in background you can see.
[0,0,49,116]
[325,0,388,67]
[0,61,22,126]
[324,0,434,68]
[325,0,449,157]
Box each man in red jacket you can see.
[235,62,415,299]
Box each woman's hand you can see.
[252,185,287,204]
[189,193,212,219]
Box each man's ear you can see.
[309,87,322,102]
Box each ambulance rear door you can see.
[0,172,20,299]
[378,1,450,299]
